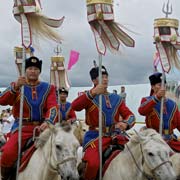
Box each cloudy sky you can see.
[0,0,180,87]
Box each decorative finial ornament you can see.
[14,46,34,75]
[50,44,70,90]
[13,0,65,48]
[153,0,180,73]
[54,44,62,56]
[93,60,97,67]
[162,0,172,18]
[86,0,135,55]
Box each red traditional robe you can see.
[0,82,58,167]
[138,96,180,152]
[71,90,135,180]
[59,101,76,123]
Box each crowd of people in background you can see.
[0,108,15,140]
[113,86,127,103]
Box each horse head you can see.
[170,152,180,178]
[135,129,176,180]
[35,122,80,180]
[55,122,80,180]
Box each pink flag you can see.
[67,50,80,70]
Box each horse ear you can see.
[71,121,78,132]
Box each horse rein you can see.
[126,143,172,180]
[47,132,77,174]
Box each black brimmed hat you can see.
[25,56,42,72]
[149,72,164,85]
[89,66,108,80]
[59,87,68,95]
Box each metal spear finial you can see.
[93,60,97,67]
[54,43,62,56]
[162,0,172,18]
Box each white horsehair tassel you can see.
[86,0,135,55]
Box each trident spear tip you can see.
[162,0,173,18]
[93,60,97,67]
[54,44,62,56]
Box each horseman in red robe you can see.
[59,87,76,123]
[71,65,135,180]
[138,72,180,152]
[0,56,58,180]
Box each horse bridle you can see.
[47,132,77,174]
[126,143,172,180]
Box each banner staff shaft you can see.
[57,90,61,123]
[159,70,165,135]
[159,1,172,136]
[16,47,26,179]
[98,51,103,180]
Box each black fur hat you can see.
[25,56,42,72]
[89,66,108,80]
[149,72,164,85]
[59,87,68,95]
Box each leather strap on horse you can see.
[125,143,154,180]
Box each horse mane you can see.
[60,121,72,132]
[139,128,158,137]
[130,128,166,145]
[35,128,52,148]
[35,122,72,148]
[140,128,166,144]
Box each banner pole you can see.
[16,46,26,179]
[98,27,103,180]
[159,70,165,135]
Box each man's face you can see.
[93,74,108,87]
[121,87,125,92]
[60,92,68,102]
[26,66,40,81]
[152,83,161,94]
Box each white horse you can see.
[171,153,180,179]
[103,128,176,180]
[72,119,87,167]
[73,119,87,146]
[0,124,6,147]
[16,123,80,180]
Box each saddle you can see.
[102,141,124,176]
[19,138,37,172]
[103,143,124,163]
[79,134,128,180]
[9,138,37,180]
[78,144,123,180]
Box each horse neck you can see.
[122,141,144,177]
[104,141,144,180]
[38,133,59,179]
[171,153,180,176]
